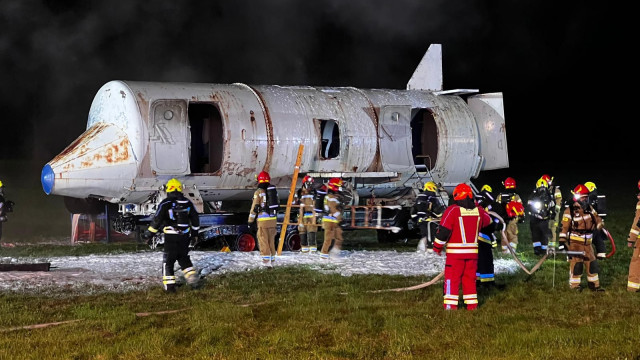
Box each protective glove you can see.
[627,234,636,244]
[557,242,567,252]
[433,246,443,256]
[142,230,153,245]
[248,220,257,233]
[407,219,416,230]
[629,241,636,248]
[547,247,556,255]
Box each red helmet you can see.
[328,177,343,191]
[257,171,270,183]
[506,201,524,217]
[453,183,473,200]
[541,174,553,185]
[302,175,314,184]
[637,180,640,191]
[503,177,516,189]
[572,184,589,200]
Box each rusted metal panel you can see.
[47,121,138,200]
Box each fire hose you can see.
[604,228,616,258]
[488,211,584,275]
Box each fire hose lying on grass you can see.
[368,209,604,293]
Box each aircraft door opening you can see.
[411,108,438,171]
[188,103,223,174]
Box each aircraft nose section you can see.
[41,163,55,195]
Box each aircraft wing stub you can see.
[433,89,479,96]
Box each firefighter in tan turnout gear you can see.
[558,184,605,291]
[626,180,640,292]
[497,177,523,253]
[320,177,344,259]
[541,174,562,249]
[248,171,279,266]
[294,175,318,254]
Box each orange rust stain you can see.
[50,123,111,164]
[80,138,130,168]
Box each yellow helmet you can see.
[584,181,596,192]
[481,184,492,193]
[423,181,437,192]
[536,178,548,188]
[0,180,3,187]
[166,178,183,193]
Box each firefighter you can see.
[248,171,278,266]
[541,174,562,249]
[294,175,318,253]
[0,180,11,242]
[585,181,607,259]
[504,201,525,253]
[558,184,605,291]
[626,180,640,292]
[527,178,555,256]
[320,177,344,259]
[143,178,200,293]
[497,177,523,253]
[410,181,445,253]
[475,184,504,287]
[433,183,493,310]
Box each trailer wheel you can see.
[285,231,301,251]
[235,233,256,252]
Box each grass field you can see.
[1,161,639,359]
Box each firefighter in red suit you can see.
[433,183,493,310]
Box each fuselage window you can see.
[320,119,340,159]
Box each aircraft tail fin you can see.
[407,44,442,91]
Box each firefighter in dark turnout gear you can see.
[475,184,503,286]
[411,181,445,253]
[585,181,607,259]
[527,178,555,256]
[320,178,344,259]
[144,179,200,293]
[294,175,318,253]
[558,184,604,291]
[248,171,278,266]
[497,177,523,253]
[0,180,9,242]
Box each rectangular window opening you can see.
[319,119,340,159]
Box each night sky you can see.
[0,1,634,190]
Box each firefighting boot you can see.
[533,246,544,256]
[300,233,309,253]
[426,237,434,253]
[308,232,317,253]
[163,275,177,293]
[183,267,200,289]
[588,282,605,292]
[417,237,427,252]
